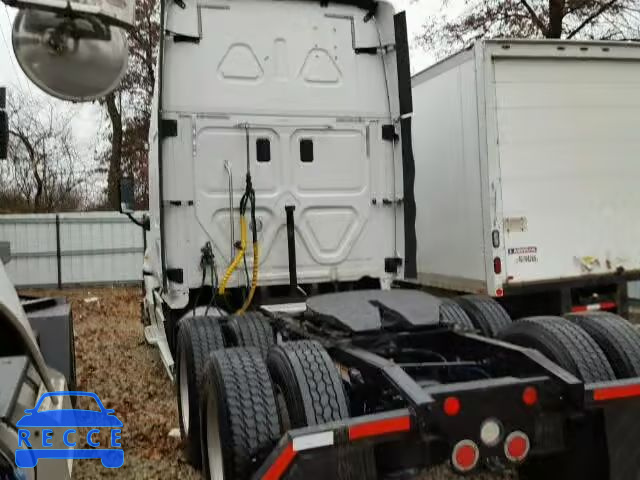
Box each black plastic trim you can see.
[394,12,416,279]
[355,46,378,55]
[173,34,200,43]
[300,138,314,163]
[257,138,271,163]
[158,2,168,289]
[399,117,416,279]
[381,124,398,142]
[166,268,184,284]
[285,205,298,288]
[55,214,62,289]
[393,12,413,116]
[160,119,178,139]
[0,110,7,160]
[385,257,403,274]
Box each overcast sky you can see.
[0,0,446,144]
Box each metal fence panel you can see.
[0,214,58,287]
[0,212,145,288]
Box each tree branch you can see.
[519,0,548,35]
[568,0,619,38]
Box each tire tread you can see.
[565,311,640,379]
[500,316,615,382]
[204,348,280,479]
[226,312,274,357]
[455,295,511,337]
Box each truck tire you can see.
[564,311,640,379]
[454,295,512,337]
[499,317,615,383]
[267,341,376,479]
[439,300,475,332]
[176,316,226,467]
[225,312,275,357]
[200,347,281,480]
[267,340,348,426]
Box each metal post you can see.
[285,205,297,289]
[617,281,629,319]
[55,214,62,289]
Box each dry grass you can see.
[23,287,199,479]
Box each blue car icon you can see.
[15,391,123,468]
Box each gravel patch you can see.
[24,287,516,479]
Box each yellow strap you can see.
[218,216,247,295]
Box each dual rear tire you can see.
[176,312,274,468]
[500,313,640,480]
[500,312,640,382]
[177,313,357,479]
[198,340,365,479]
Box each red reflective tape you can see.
[262,443,296,480]
[571,302,617,313]
[594,384,640,402]
[348,416,411,441]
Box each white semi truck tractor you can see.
[118,1,640,479]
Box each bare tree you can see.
[0,90,93,212]
[418,0,640,57]
[102,0,159,209]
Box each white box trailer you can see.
[412,39,640,317]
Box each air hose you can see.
[218,126,260,314]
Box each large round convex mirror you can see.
[12,10,128,102]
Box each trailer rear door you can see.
[494,56,640,284]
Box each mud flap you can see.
[604,402,640,480]
[286,444,376,480]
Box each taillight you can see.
[504,431,530,463]
[493,257,502,274]
[522,386,538,407]
[451,439,479,473]
[443,396,461,417]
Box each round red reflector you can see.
[452,440,479,472]
[443,396,461,417]
[523,386,539,406]
[505,431,530,463]
[496,288,504,297]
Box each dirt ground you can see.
[24,287,517,479]
[23,287,199,480]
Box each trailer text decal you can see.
[508,246,539,264]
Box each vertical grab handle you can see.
[285,205,297,290]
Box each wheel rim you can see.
[206,391,225,480]
[179,347,189,433]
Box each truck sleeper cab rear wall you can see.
[147,0,413,313]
